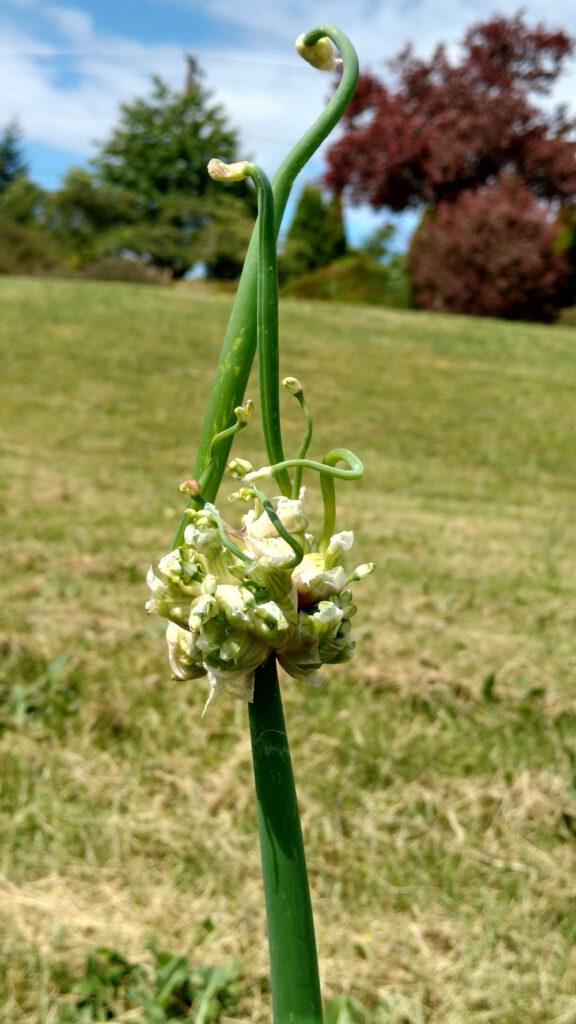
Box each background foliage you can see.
[2,277,576,1022]
[325,13,576,319]
[279,183,347,282]
[0,71,256,281]
[2,13,576,319]
[408,174,572,320]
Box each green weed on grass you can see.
[50,941,242,1023]
[1,277,576,1022]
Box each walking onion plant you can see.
[146,25,372,1024]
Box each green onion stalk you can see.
[146,25,375,1024]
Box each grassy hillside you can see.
[1,276,576,1023]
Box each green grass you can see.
[1,276,576,1022]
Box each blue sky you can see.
[2,0,576,248]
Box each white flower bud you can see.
[207,158,251,182]
[179,478,202,495]
[324,530,354,568]
[227,458,254,479]
[326,531,354,557]
[348,562,376,582]
[295,34,341,72]
[234,400,253,423]
[252,600,290,639]
[282,376,303,395]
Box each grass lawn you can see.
[1,276,576,1022]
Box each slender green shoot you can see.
[283,377,314,499]
[241,163,291,497]
[186,24,359,505]
[249,659,323,1024]
[150,27,361,1024]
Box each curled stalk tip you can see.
[179,478,202,495]
[234,400,254,423]
[282,376,304,396]
[295,33,342,71]
[228,486,255,502]
[207,158,251,182]
[227,458,254,479]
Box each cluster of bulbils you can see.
[148,28,368,713]
[146,460,373,713]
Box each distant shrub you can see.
[408,174,572,321]
[75,255,169,285]
[279,184,347,283]
[557,305,576,327]
[0,214,61,274]
[282,253,412,307]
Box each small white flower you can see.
[292,556,348,607]
[146,565,194,627]
[251,600,291,639]
[234,400,253,423]
[244,497,308,540]
[189,593,218,631]
[243,532,296,565]
[183,507,221,554]
[325,531,354,565]
[215,583,252,623]
[304,600,344,637]
[242,497,309,565]
[166,621,204,680]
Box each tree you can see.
[325,13,576,317]
[326,14,576,210]
[408,174,572,320]
[0,215,61,275]
[0,175,46,226]
[0,121,28,195]
[280,184,346,280]
[83,71,256,278]
[357,222,396,262]
[44,167,130,265]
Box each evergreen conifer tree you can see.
[282,184,346,280]
[0,121,28,195]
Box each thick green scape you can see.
[1,277,576,1022]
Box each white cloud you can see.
[0,10,182,153]
[0,0,575,243]
[44,4,94,42]
[0,4,349,178]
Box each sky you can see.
[1,0,576,248]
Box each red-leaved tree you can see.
[408,174,572,320]
[326,13,576,318]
